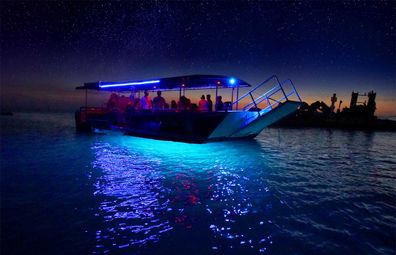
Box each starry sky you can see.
[1,1,395,116]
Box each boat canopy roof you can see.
[76,74,251,92]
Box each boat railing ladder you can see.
[232,75,302,115]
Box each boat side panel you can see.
[125,111,227,142]
[208,111,259,139]
[231,101,301,138]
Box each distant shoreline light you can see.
[99,80,160,88]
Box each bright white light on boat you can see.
[99,80,160,88]
[229,78,236,85]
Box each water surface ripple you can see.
[1,113,395,254]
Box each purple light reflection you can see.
[91,142,173,253]
[206,166,274,253]
[88,136,276,253]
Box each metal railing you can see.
[232,75,302,114]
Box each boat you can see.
[75,74,302,143]
[272,91,396,131]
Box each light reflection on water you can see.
[88,129,396,254]
[91,135,278,254]
[92,142,172,252]
[2,113,395,255]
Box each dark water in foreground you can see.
[1,113,395,255]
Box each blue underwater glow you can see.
[2,113,396,255]
[89,133,275,254]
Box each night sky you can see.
[1,1,395,115]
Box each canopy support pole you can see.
[231,87,234,110]
[85,89,88,108]
[236,86,240,110]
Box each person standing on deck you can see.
[198,95,208,112]
[206,94,213,112]
[152,91,166,110]
[215,96,224,111]
[140,90,152,111]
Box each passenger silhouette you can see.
[206,94,213,112]
[215,96,224,111]
[198,95,208,112]
[140,90,152,111]
[153,91,166,110]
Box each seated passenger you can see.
[191,103,198,111]
[118,95,130,112]
[140,90,152,111]
[129,92,135,102]
[186,98,191,111]
[133,98,140,108]
[171,100,177,111]
[223,101,232,111]
[178,96,189,111]
[198,95,208,112]
[107,93,119,110]
[152,91,166,110]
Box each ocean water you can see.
[1,112,395,255]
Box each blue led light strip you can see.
[99,80,160,88]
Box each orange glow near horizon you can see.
[1,85,395,117]
[302,95,396,117]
